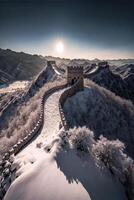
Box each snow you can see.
[5,146,126,200]
[0,81,29,93]
[52,66,62,75]
[54,68,61,75]
[4,88,127,200]
[88,66,99,74]
[11,88,66,168]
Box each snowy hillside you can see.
[63,80,134,158]
[0,49,134,200]
[0,63,58,159]
[85,64,134,103]
[4,128,127,200]
[0,48,46,82]
[2,84,133,200]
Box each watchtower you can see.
[47,60,56,66]
[98,61,109,68]
[67,66,84,88]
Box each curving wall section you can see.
[0,81,67,199]
[0,79,83,199]
[59,79,83,130]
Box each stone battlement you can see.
[67,66,83,70]
[47,60,56,65]
[98,61,109,68]
[67,65,84,88]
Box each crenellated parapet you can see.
[59,79,82,130]
[0,80,67,199]
[0,64,85,198]
[98,61,109,68]
[67,66,84,89]
[47,60,56,66]
[67,65,83,70]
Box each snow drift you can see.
[4,127,128,200]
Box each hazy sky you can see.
[0,0,134,59]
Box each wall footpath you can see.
[0,78,83,199]
[0,81,67,199]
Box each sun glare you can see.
[56,41,64,54]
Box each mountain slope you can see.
[63,80,134,158]
[85,64,134,103]
[0,48,46,82]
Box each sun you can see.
[56,41,64,54]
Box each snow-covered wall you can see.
[59,79,83,130]
[0,73,84,199]
[0,81,67,199]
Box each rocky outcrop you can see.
[0,155,16,199]
[124,64,134,102]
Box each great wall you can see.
[0,62,84,199]
[0,61,133,200]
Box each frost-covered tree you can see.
[93,135,134,200]
[68,126,95,153]
[63,80,134,158]
[60,127,134,200]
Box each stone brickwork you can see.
[0,81,67,200]
[59,79,83,130]
[98,61,109,68]
[0,64,84,199]
[67,66,84,89]
[47,60,56,66]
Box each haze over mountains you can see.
[0,48,134,104]
[0,48,134,200]
[0,48,46,82]
[0,48,134,83]
[0,0,134,198]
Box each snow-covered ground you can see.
[11,88,66,167]
[0,81,29,93]
[5,145,127,200]
[88,66,99,74]
[52,65,62,76]
[4,88,127,200]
